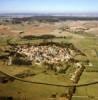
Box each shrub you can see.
[12,57,32,65]
[21,34,56,40]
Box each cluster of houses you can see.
[16,45,74,64]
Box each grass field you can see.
[0,62,71,100]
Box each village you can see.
[16,45,72,64]
[4,42,90,84]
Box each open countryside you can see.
[0,0,98,100]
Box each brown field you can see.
[0,20,98,37]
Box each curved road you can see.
[0,70,98,87]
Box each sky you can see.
[0,0,98,13]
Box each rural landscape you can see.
[0,14,98,100]
[0,0,98,100]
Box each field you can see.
[0,18,98,100]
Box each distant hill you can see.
[0,12,98,18]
